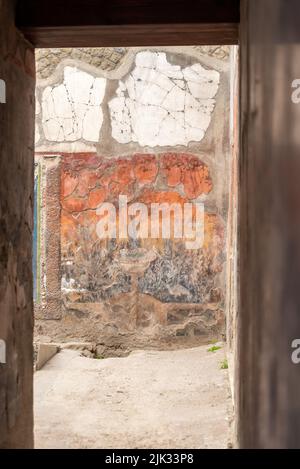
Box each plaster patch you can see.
[109,52,220,147]
[41,67,106,143]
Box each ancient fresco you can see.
[34,46,230,344]
[60,153,225,336]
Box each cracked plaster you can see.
[109,51,220,147]
[41,67,106,143]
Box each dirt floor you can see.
[34,344,233,449]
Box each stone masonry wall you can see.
[34,46,231,353]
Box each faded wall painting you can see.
[34,46,231,348]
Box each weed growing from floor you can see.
[207,345,222,353]
[220,359,228,369]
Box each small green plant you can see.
[207,345,222,353]
[220,358,228,369]
[94,354,104,360]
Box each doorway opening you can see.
[33,44,239,448]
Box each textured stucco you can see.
[36,47,127,80]
[35,46,229,81]
[0,0,35,448]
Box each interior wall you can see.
[225,45,239,425]
[0,0,35,448]
[238,0,300,448]
[34,47,232,351]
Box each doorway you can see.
[32,44,238,448]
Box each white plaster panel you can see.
[109,52,220,147]
[41,66,106,143]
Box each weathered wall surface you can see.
[59,152,225,338]
[0,0,35,448]
[226,45,239,418]
[238,0,300,448]
[34,46,231,350]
